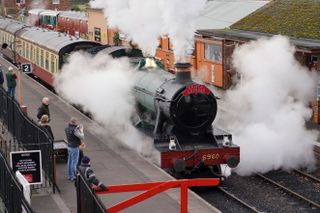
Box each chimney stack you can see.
[175,63,192,83]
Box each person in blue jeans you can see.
[65,117,84,181]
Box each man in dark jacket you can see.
[78,156,107,190]
[6,67,17,98]
[37,97,50,121]
[65,117,84,181]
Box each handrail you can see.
[94,178,220,213]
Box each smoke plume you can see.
[55,52,158,161]
[90,0,206,61]
[218,35,317,176]
[25,0,49,25]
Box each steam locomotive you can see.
[133,59,240,177]
[0,17,239,177]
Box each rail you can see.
[0,150,34,213]
[95,178,220,213]
[257,173,320,209]
[0,86,56,192]
[76,169,220,213]
[218,186,261,213]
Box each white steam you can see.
[55,52,157,160]
[25,1,49,25]
[90,0,206,61]
[219,35,317,176]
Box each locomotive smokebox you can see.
[175,63,192,84]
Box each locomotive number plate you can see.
[202,153,220,161]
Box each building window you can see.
[94,28,101,42]
[52,0,60,4]
[204,43,222,63]
[311,55,318,63]
[168,37,173,51]
[211,64,215,83]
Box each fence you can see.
[0,150,34,213]
[0,86,56,192]
[76,169,106,213]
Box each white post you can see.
[15,171,31,205]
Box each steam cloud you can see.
[218,35,317,176]
[25,0,49,25]
[55,52,157,161]
[90,0,206,61]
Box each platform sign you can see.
[10,150,42,185]
[21,63,32,73]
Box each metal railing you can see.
[76,166,221,213]
[0,86,56,192]
[0,150,34,213]
[76,169,106,213]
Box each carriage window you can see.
[30,45,34,61]
[40,49,44,67]
[36,48,39,65]
[56,58,58,73]
[204,43,222,63]
[22,42,25,57]
[51,54,55,73]
[26,43,29,59]
[45,52,49,71]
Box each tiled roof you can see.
[230,0,320,40]
[195,0,269,30]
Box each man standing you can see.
[6,67,17,98]
[37,97,50,121]
[65,117,84,181]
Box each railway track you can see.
[257,171,320,209]
[217,186,260,212]
[193,186,261,213]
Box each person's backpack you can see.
[0,70,4,84]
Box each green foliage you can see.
[230,0,320,40]
[70,4,89,12]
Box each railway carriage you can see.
[39,10,60,31]
[26,9,89,39]
[57,11,88,39]
[0,17,100,86]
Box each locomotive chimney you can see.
[175,63,192,83]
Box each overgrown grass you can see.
[231,0,320,40]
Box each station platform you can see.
[0,58,220,213]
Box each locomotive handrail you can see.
[94,178,220,213]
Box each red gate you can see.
[94,178,220,213]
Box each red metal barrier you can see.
[94,178,220,213]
